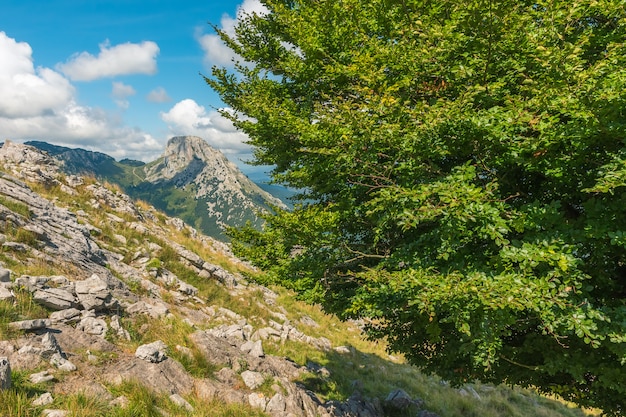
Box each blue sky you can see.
[0,0,267,175]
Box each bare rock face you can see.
[0,170,109,278]
[142,136,286,233]
[103,356,194,395]
[0,140,61,186]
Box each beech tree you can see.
[206,1,626,413]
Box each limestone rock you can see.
[30,370,54,384]
[248,392,268,411]
[41,332,63,357]
[75,274,115,311]
[9,318,50,331]
[77,316,108,337]
[50,352,77,372]
[241,340,265,358]
[0,286,14,302]
[49,308,81,324]
[109,396,129,408]
[169,393,194,412]
[241,370,265,389]
[135,341,168,363]
[103,356,194,395]
[110,315,131,340]
[126,300,169,318]
[266,393,287,414]
[32,392,54,406]
[33,288,77,310]
[0,357,11,390]
[42,410,68,417]
[385,388,422,410]
[0,267,10,282]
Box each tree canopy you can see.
[206,0,626,413]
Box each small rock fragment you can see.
[32,392,54,406]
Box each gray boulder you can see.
[76,316,108,337]
[241,370,265,389]
[0,357,10,390]
[0,268,10,282]
[49,308,81,324]
[29,370,54,384]
[135,341,168,363]
[33,287,77,310]
[0,286,14,302]
[241,340,265,358]
[385,388,423,410]
[75,274,115,311]
[32,392,54,406]
[9,318,50,331]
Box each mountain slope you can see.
[26,137,286,240]
[0,141,592,417]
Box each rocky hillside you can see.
[0,141,591,417]
[26,137,286,240]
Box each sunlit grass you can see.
[0,287,49,339]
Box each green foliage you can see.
[208,0,626,414]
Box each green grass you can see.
[0,369,49,417]
[0,287,50,339]
[11,228,39,246]
[0,194,32,219]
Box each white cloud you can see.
[0,32,163,162]
[146,87,171,103]
[0,32,75,118]
[112,81,136,99]
[111,81,136,109]
[57,40,159,81]
[161,99,251,154]
[197,0,268,68]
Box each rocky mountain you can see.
[26,137,287,240]
[0,141,590,417]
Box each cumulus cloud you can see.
[0,32,75,118]
[0,32,163,162]
[57,40,159,81]
[146,87,171,103]
[111,81,136,109]
[161,99,251,155]
[197,0,268,68]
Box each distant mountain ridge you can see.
[26,136,287,240]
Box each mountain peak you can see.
[165,135,216,161]
[23,138,286,239]
[149,136,237,182]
